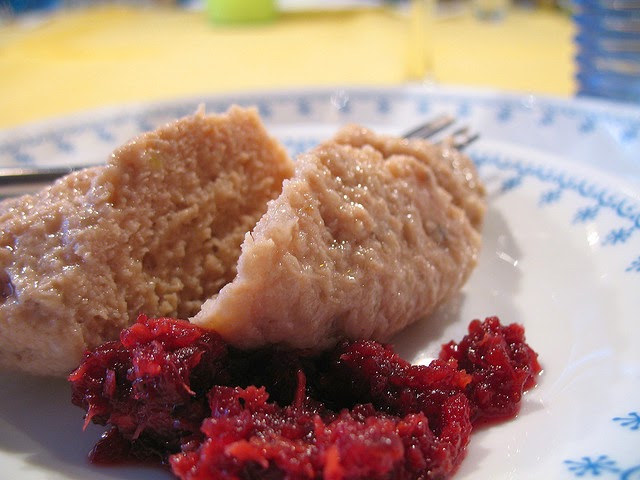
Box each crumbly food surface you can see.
[191,125,486,349]
[0,107,293,376]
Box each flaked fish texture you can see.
[191,125,486,349]
[0,107,294,376]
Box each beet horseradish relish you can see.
[69,315,541,479]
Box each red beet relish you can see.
[69,314,541,479]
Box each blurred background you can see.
[0,0,636,129]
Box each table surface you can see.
[0,3,575,129]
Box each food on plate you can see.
[192,124,486,350]
[69,315,541,479]
[0,106,485,377]
[0,107,294,376]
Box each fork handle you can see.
[0,166,86,186]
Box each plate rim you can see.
[2,83,640,138]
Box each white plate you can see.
[1,85,639,479]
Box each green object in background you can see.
[207,0,278,24]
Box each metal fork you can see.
[0,166,86,188]
[404,113,479,149]
[0,115,477,192]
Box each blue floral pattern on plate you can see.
[2,86,639,165]
[565,411,640,478]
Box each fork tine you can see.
[405,115,479,150]
[404,114,455,139]
[442,126,480,150]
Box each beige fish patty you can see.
[191,125,486,349]
[0,107,293,376]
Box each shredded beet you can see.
[439,317,542,424]
[68,315,228,463]
[69,314,540,479]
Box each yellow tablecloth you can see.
[0,4,575,129]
